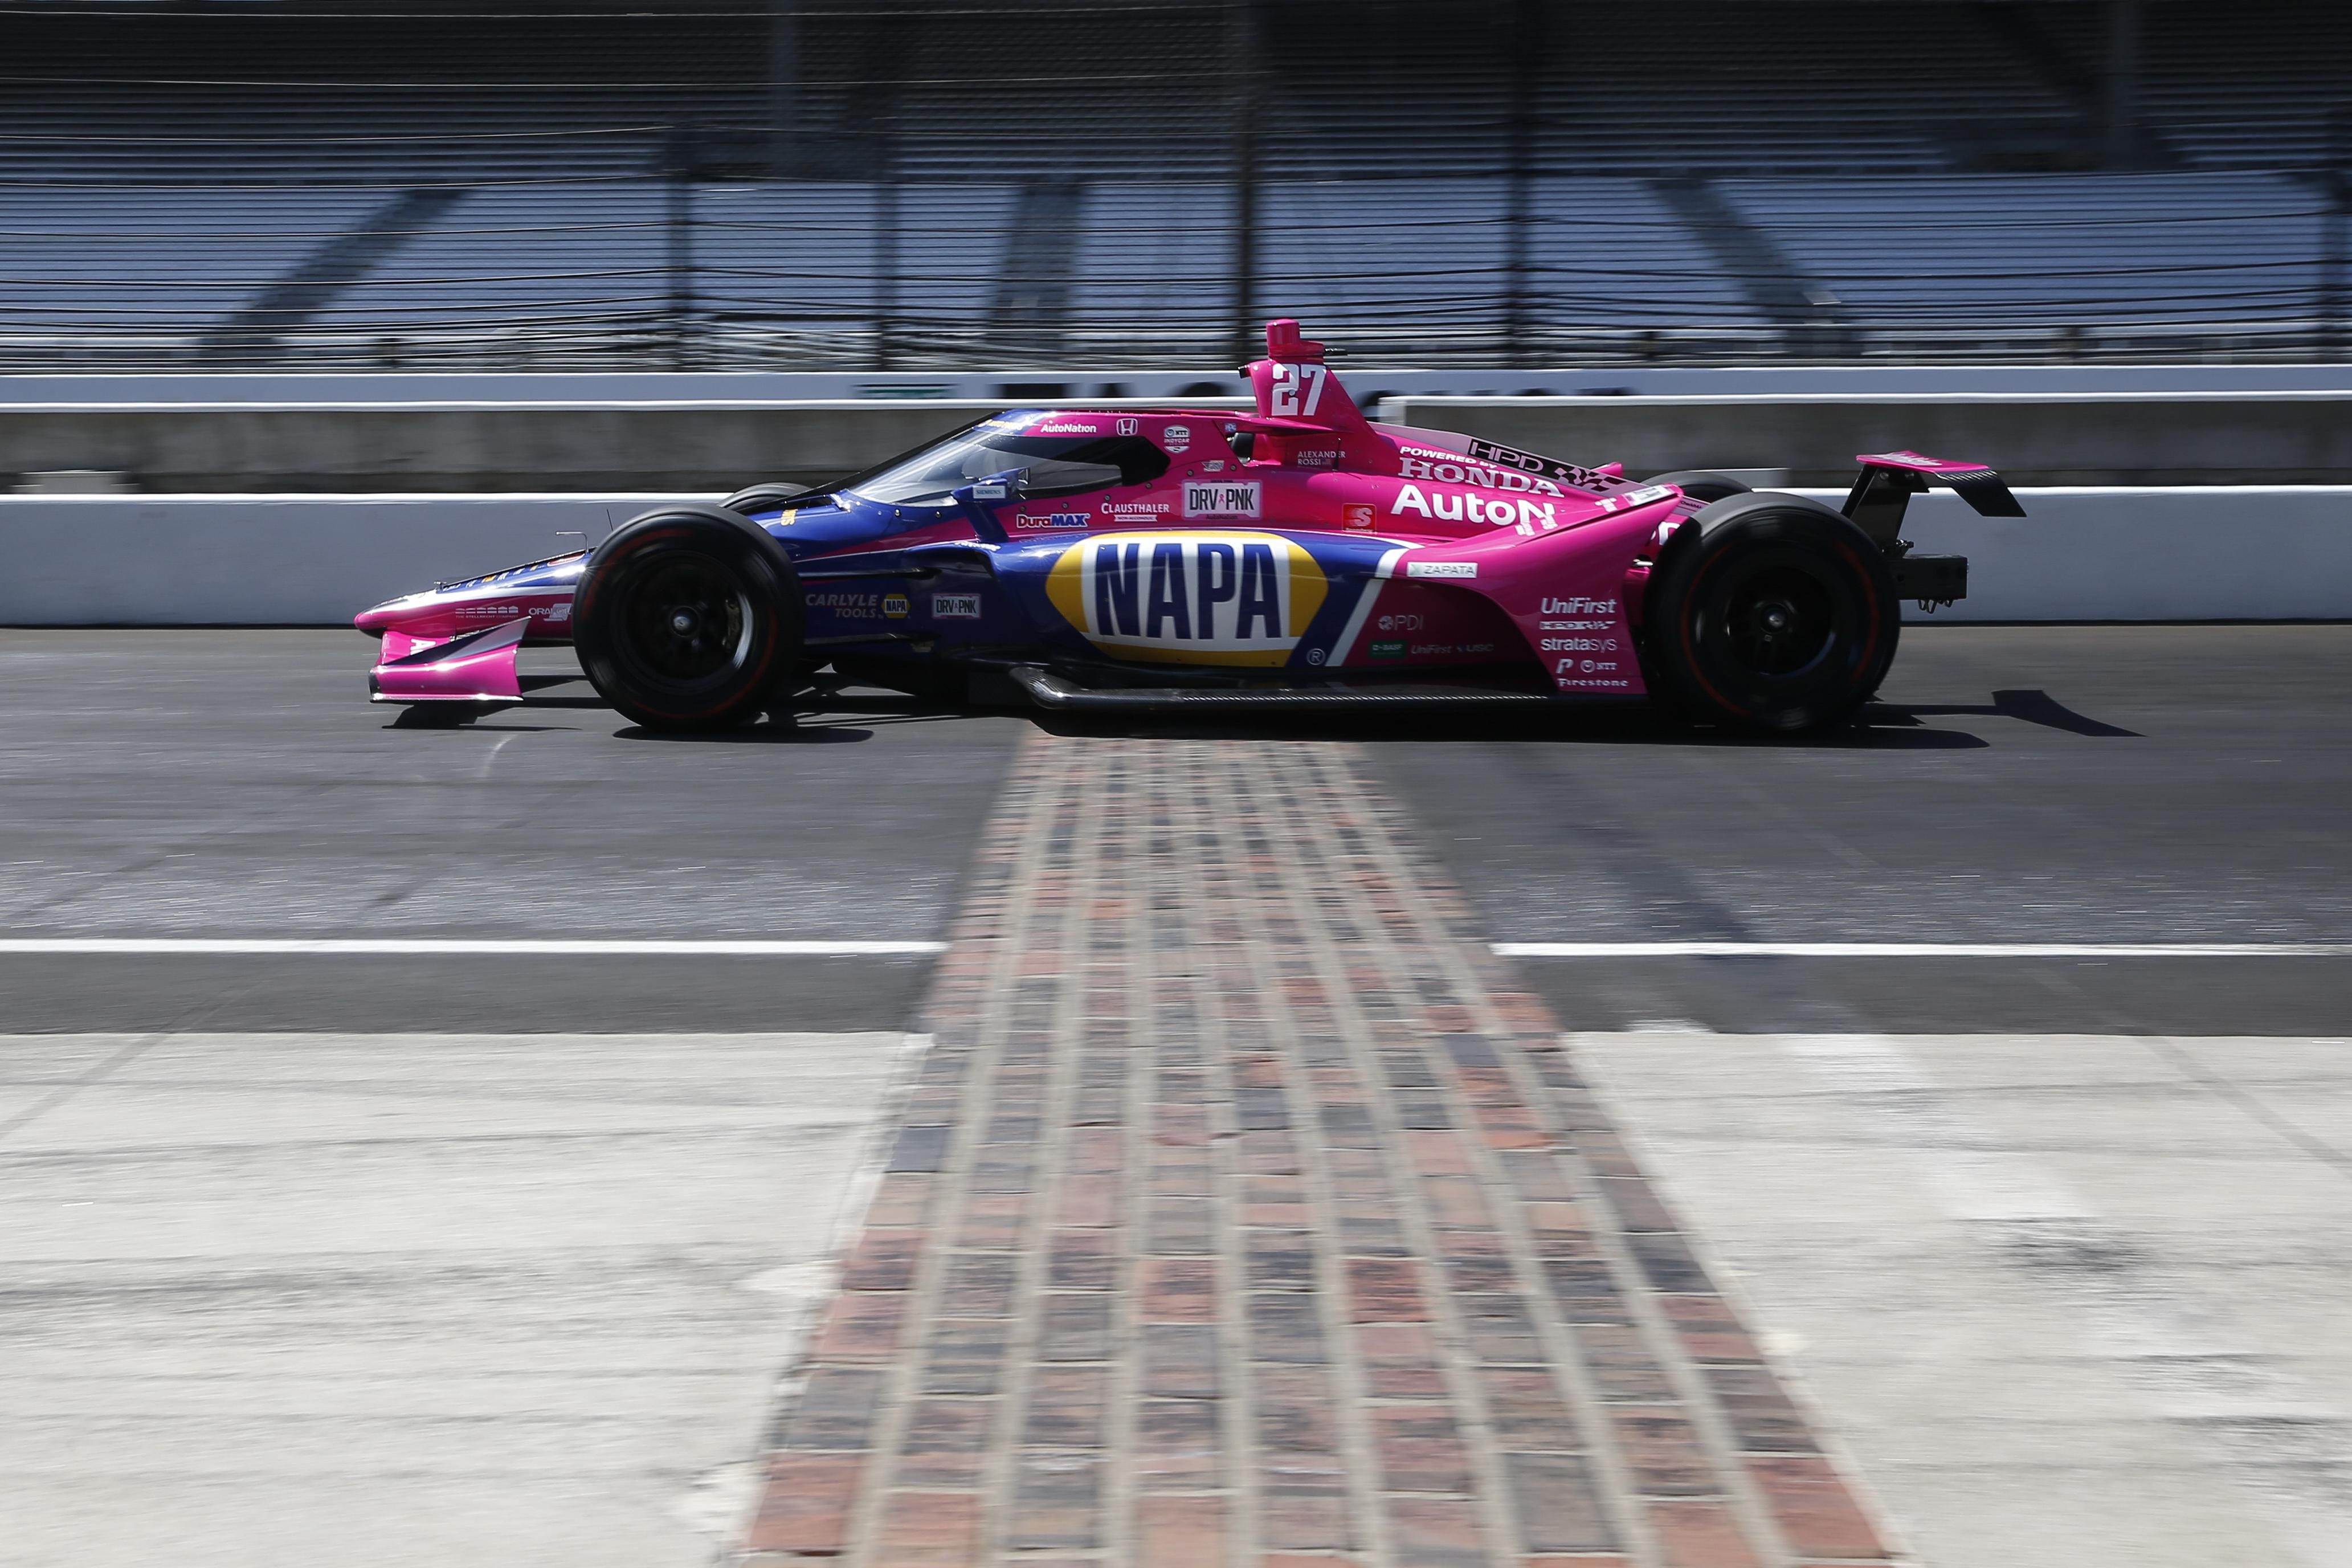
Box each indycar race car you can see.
[357,319,2023,735]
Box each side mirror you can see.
[967,467,1028,503]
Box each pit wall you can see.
[2,488,2345,627]
[9,386,2352,492]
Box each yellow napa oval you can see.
[1044,531,1328,665]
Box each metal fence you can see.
[2,0,2349,370]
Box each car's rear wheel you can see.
[1643,469,1751,503]
[574,505,804,730]
[1643,492,1897,734]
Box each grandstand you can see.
[1,0,2345,368]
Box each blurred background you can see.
[4,0,2347,373]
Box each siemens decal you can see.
[1044,532,1328,666]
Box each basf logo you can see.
[1044,532,1328,667]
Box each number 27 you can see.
[1271,362,1326,417]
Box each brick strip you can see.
[740,732,1897,1568]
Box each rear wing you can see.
[1841,451,2023,612]
[1842,450,2025,548]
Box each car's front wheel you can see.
[1643,492,1897,734]
[573,505,805,730]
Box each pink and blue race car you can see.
[357,320,2022,735]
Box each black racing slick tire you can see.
[1643,491,1898,735]
[720,481,812,516]
[1643,469,1751,503]
[574,505,805,730]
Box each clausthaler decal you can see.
[1044,532,1328,666]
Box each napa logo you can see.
[1044,532,1328,667]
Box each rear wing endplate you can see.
[1841,451,2024,557]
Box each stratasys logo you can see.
[1044,532,1328,668]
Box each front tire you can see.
[720,481,811,516]
[1644,492,1897,734]
[574,505,804,730]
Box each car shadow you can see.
[1023,705,1993,749]
[614,716,875,744]
[1868,688,2141,737]
[423,671,2130,749]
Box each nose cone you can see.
[353,589,432,635]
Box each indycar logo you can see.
[1184,480,1261,518]
[1044,531,1328,667]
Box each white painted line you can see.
[1494,941,2352,958]
[0,938,946,957]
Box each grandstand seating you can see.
[0,0,2344,368]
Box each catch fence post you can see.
[668,123,697,370]
[1228,0,1260,366]
[1502,0,1547,367]
[2325,107,2350,362]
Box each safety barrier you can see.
[10,391,2352,495]
[2,487,2343,627]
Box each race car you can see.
[356,319,2022,735]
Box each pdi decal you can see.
[1044,532,1328,667]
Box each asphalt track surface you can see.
[0,624,2346,1037]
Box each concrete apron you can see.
[0,1030,916,1568]
[3,488,2349,626]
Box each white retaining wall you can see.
[0,487,2346,627]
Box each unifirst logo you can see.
[1044,532,1327,667]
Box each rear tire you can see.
[1644,469,1751,503]
[574,505,804,730]
[1643,492,1897,734]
